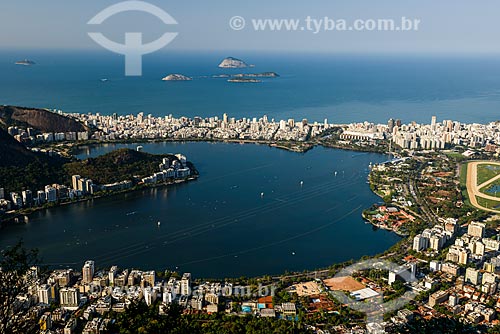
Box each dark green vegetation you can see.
[64,148,182,185]
[0,128,191,194]
[0,106,195,193]
[0,105,88,133]
[0,128,69,192]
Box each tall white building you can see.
[38,284,52,305]
[468,222,486,238]
[109,266,118,285]
[60,288,80,309]
[144,287,157,306]
[82,260,95,284]
[45,186,57,203]
[72,175,81,191]
[413,234,429,252]
[181,273,191,296]
[465,268,480,285]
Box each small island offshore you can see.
[160,58,279,84]
[15,59,36,66]
[3,105,500,334]
[162,74,192,81]
[218,56,249,68]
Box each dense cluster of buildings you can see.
[8,123,89,144]
[0,184,75,213]
[23,261,298,334]
[10,109,500,155]
[341,116,500,153]
[412,218,459,253]
[66,111,331,143]
[406,219,500,328]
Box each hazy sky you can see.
[2,0,500,53]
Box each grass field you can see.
[476,196,500,210]
[460,163,472,207]
[477,163,500,185]
[444,151,466,161]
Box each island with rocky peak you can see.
[218,57,249,69]
[161,74,193,81]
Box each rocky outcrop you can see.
[218,57,248,69]
[162,74,193,81]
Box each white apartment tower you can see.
[82,260,95,284]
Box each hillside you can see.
[0,128,39,167]
[63,149,181,185]
[0,106,88,133]
[0,128,68,192]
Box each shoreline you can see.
[0,175,198,228]
[65,136,391,156]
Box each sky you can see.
[2,0,500,53]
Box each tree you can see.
[0,241,39,334]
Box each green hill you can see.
[0,128,69,192]
[63,149,182,185]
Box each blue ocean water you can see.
[1,50,500,124]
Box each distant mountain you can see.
[218,57,248,69]
[0,106,88,133]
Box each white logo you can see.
[330,259,417,329]
[87,1,178,76]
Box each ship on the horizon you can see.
[15,59,36,66]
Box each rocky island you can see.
[15,59,35,66]
[161,74,193,81]
[234,72,280,78]
[228,78,262,83]
[218,57,248,69]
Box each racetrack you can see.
[466,161,500,213]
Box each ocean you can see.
[1,50,500,124]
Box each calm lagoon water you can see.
[0,142,400,277]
